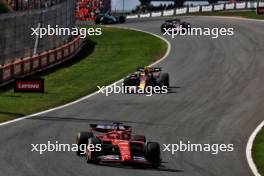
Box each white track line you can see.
[246,121,264,176]
[0,27,171,127]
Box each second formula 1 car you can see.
[95,12,126,25]
[161,18,191,33]
[123,67,169,90]
[76,122,161,168]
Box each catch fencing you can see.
[0,0,75,64]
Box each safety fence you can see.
[0,35,84,86]
[126,1,264,19]
[0,0,75,64]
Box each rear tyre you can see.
[119,16,126,23]
[157,73,169,88]
[86,137,102,164]
[145,142,161,168]
[76,132,94,156]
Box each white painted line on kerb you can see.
[246,120,264,176]
[0,27,171,127]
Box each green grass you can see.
[188,10,264,20]
[0,27,167,122]
[253,127,264,175]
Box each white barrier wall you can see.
[126,15,138,19]
[140,13,151,18]
[247,2,257,8]
[236,2,246,9]
[202,5,213,12]
[260,1,264,7]
[225,3,235,10]
[189,6,200,13]
[163,9,174,16]
[176,7,187,15]
[151,12,162,17]
[214,4,224,11]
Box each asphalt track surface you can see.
[1,16,264,176]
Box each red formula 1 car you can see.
[76,122,161,168]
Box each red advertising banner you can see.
[14,79,44,93]
[257,6,264,15]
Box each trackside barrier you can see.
[63,44,70,58]
[39,51,48,68]
[13,59,22,77]
[128,1,264,19]
[202,5,213,12]
[225,3,235,10]
[247,2,258,8]
[236,2,246,9]
[22,57,31,75]
[163,9,175,16]
[126,14,138,19]
[151,12,162,17]
[214,4,224,11]
[140,13,151,18]
[56,47,63,61]
[74,37,79,50]
[189,6,200,13]
[48,49,56,64]
[1,63,12,82]
[0,35,84,86]
[69,41,75,55]
[31,55,40,71]
[176,8,187,15]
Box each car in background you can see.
[95,13,126,25]
[161,19,191,33]
[123,67,169,90]
[76,122,161,168]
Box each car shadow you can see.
[97,163,183,173]
[167,86,181,94]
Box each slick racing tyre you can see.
[132,135,146,142]
[76,132,94,156]
[86,137,101,164]
[145,142,161,168]
[119,16,126,23]
[157,73,169,88]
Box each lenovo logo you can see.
[14,79,44,93]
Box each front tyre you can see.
[76,132,94,156]
[86,137,102,164]
[145,142,161,168]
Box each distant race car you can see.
[161,19,191,33]
[95,13,126,25]
[76,122,161,168]
[123,67,169,90]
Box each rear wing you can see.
[136,67,162,72]
[90,123,132,133]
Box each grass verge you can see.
[188,10,264,20]
[253,127,264,175]
[0,26,167,122]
